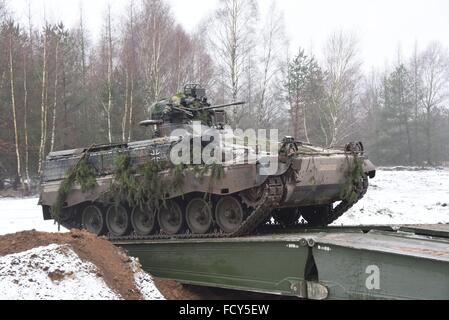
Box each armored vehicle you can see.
[39,84,376,240]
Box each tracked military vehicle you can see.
[39,84,376,240]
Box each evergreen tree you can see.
[377,65,414,165]
[285,49,325,143]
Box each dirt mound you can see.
[154,279,203,300]
[0,229,283,300]
[0,229,143,300]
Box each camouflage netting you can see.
[52,147,228,218]
[52,155,99,221]
[108,155,178,211]
[340,155,366,204]
[108,155,226,210]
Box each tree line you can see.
[0,0,448,191]
[286,36,449,167]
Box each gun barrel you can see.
[172,106,194,117]
[139,120,164,127]
[201,101,246,111]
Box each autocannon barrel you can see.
[200,101,246,111]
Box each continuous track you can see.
[108,177,284,242]
[104,176,369,243]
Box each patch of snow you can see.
[0,244,121,300]
[377,166,449,171]
[131,258,165,300]
[0,198,68,235]
[335,169,449,226]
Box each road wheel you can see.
[158,201,184,235]
[82,205,107,236]
[215,196,245,234]
[186,198,213,234]
[106,204,132,237]
[131,206,157,236]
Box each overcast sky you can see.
[9,0,449,71]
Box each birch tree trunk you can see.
[24,4,32,187]
[106,6,113,144]
[128,75,134,142]
[412,43,420,164]
[79,5,88,137]
[303,104,310,143]
[128,2,135,143]
[50,38,60,152]
[23,49,30,187]
[122,70,129,142]
[38,27,49,175]
[80,5,86,85]
[9,32,24,190]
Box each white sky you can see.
[9,0,449,71]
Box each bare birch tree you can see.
[38,24,49,174]
[322,31,362,147]
[50,24,66,152]
[23,2,32,187]
[207,0,257,126]
[102,5,114,144]
[79,4,87,85]
[122,0,136,142]
[8,22,23,189]
[419,42,449,164]
[257,1,285,130]
[190,28,215,90]
[140,0,173,108]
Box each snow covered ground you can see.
[131,259,166,301]
[0,198,67,236]
[336,168,449,226]
[0,243,165,300]
[0,168,448,236]
[0,244,120,300]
